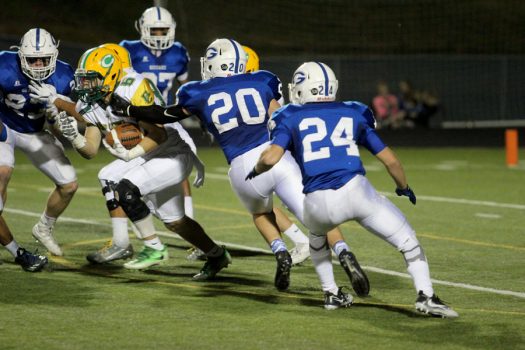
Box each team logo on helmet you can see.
[100,54,115,68]
[206,47,218,59]
[293,71,306,85]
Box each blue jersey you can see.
[270,101,386,193]
[177,71,282,163]
[120,40,189,105]
[0,51,74,133]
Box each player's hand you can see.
[245,167,260,181]
[395,185,416,205]
[192,154,205,188]
[45,104,59,125]
[29,80,58,105]
[110,93,131,117]
[102,129,132,161]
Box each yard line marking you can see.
[9,207,524,300]
[475,213,502,219]
[417,233,525,251]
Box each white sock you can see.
[111,217,129,248]
[404,246,434,296]
[309,233,337,293]
[134,214,156,238]
[4,240,19,257]
[283,224,309,244]
[332,240,350,257]
[144,237,164,251]
[184,196,194,219]
[40,212,57,228]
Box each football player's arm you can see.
[267,99,282,117]
[256,144,285,173]
[375,147,416,204]
[76,125,102,159]
[54,98,85,122]
[137,121,167,152]
[129,104,191,124]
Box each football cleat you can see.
[86,241,134,264]
[415,291,459,318]
[290,242,310,265]
[324,287,353,310]
[338,250,370,297]
[186,246,206,261]
[32,223,63,256]
[274,250,292,291]
[192,247,232,281]
[15,248,48,272]
[123,246,168,270]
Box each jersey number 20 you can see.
[207,88,266,134]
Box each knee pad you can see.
[101,180,119,211]
[399,236,427,264]
[115,179,150,222]
[308,233,329,251]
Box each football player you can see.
[241,46,368,280]
[109,39,369,296]
[0,28,78,262]
[246,62,458,316]
[31,47,230,278]
[120,7,197,258]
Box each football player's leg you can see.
[229,153,292,290]
[0,134,20,256]
[19,132,78,256]
[353,176,433,296]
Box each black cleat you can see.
[338,250,370,297]
[324,287,353,310]
[274,250,292,291]
[15,248,48,272]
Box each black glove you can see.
[395,185,416,205]
[110,93,131,117]
[245,167,260,181]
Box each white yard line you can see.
[4,207,524,299]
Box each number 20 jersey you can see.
[176,70,281,164]
[270,101,386,193]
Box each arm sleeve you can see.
[269,111,292,150]
[358,127,386,155]
[128,104,188,124]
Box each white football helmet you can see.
[200,39,246,80]
[288,62,338,104]
[17,28,59,81]
[135,6,176,50]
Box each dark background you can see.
[1,0,524,144]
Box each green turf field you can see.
[1,147,524,350]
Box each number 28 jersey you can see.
[270,101,386,194]
[176,70,281,163]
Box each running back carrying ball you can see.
[105,123,143,150]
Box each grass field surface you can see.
[1,147,524,350]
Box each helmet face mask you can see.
[136,6,176,50]
[75,47,123,104]
[18,28,59,81]
[288,62,338,104]
[200,39,246,80]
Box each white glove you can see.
[57,111,86,149]
[191,153,205,188]
[29,80,58,105]
[45,104,59,125]
[102,129,145,162]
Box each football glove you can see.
[29,80,58,105]
[191,153,205,188]
[395,185,416,205]
[57,112,86,149]
[102,129,145,162]
[245,167,260,181]
[109,93,131,117]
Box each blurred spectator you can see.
[372,80,404,129]
[398,80,440,128]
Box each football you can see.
[105,123,143,150]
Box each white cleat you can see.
[290,242,310,265]
[32,223,63,256]
[415,291,459,318]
